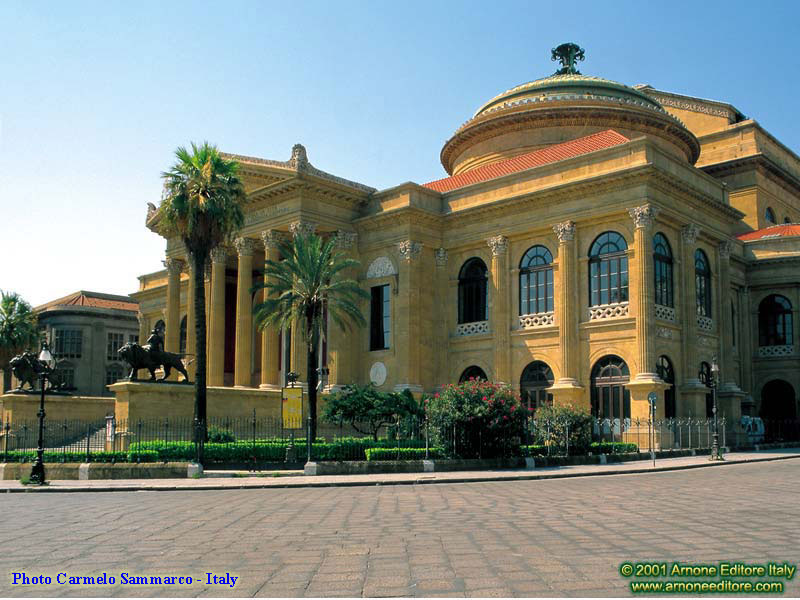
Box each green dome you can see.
[473,74,667,119]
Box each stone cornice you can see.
[701,153,800,198]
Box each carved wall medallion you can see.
[334,230,358,249]
[369,362,387,386]
[397,240,422,261]
[435,247,448,267]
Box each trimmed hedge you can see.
[130,438,429,462]
[589,442,638,454]
[2,450,160,463]
[365,447,443,461]
[520,445,549,457]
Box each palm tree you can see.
[0,291,40,393]
[156,142,245,452]
[254,232,368,442]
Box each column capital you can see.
[289,220,316,238]
[233,237,258,257]
[552,221,576,243]
[163,257,185,275]
[435,247,448,267]
[486,235,508,256]
[334,230,358,249]
[628,204,659,229]
[204,263,212,282]
[210,246,229,264]
[681,223,701,244]
[397,240,422,261]
[260,229,286,249]
[718,240,734,260]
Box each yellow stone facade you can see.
[133,61,800,426]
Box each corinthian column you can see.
[679,223,706,417]
[164,258,184,354]
[549,221,584,408]
[208,246,228,387]
[327,231,358,388]
[259,230,283,389]
[486,235,510,384]
[395,240,423,392]
[629,205,660,382]
[234,237,257,387]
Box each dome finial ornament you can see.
[551,42,585,75]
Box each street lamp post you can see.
[29,342,56,485]
[709,356,724,461]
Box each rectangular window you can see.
[107,332,125,360]
[370,285,390,351]
[129,334,139,344]
[54,329,82,359]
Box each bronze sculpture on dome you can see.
[551,42,585,75]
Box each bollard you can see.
[306,416,312,463]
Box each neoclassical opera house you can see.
[134,47,799,426]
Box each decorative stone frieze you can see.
[697,315,713,332]
[233,237,258,257]
[757,345,794,358]
[552,221,575,243]
[435,247,448,267]
[588,302,629,320]
[519,312,554,328]
[718,240,734,260]
[163,258,184,275]
[334,230,358,249]
[486,235,508,255]
[654,305,676,322]
[366,256,397,279]
[260,229,285,249]
[289,220,317,237]
[210,247,228,264]
[698,336,715,347]
[397,240,422,261]
[681,223,701,244]
[456,321,489,336]
[628,204,659,228]
[656,327,673,339]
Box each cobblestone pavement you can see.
[1,460,798,598]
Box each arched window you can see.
[699,362,714,418]
[589,232,628,306]
[656,356,676,419]
[458,258,488,324]
[520,361,554,411]
[519,246,553,315]
[765,207,776,224]
[459,365,487,383]
[590,355,630,421]
[694,250,711,317]
[758,294,793,347]
[653,233,674,308]
[179,315,187,354]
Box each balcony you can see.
[519,312,554,329]
[697,315,713,332]
[655,304,676,322]
[757,345,794,358]
[456,321,489,336]
[588,302,629,321]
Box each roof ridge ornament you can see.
[551,42,585,75]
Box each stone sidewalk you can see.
[3,447,798,493]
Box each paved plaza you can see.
[1,460,798,597]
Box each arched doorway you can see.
[760,380,797,441]
[590,356,630,420]
[520,361,554,411]
[656,355,676,419]
[459,365,487,383]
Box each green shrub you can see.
[519,445,549,457]
[207,425,236,443]
[531,404,593,455]
[426,380,526,459]
[589,442,638,454]
[364,447,443,461]
[323,384,422,440]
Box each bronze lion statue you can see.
[118,342,189,382]
[8,352,69,392]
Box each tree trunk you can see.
[306,313,319,443]
[192,249,209,455]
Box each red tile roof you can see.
[737,224,800,241]
[36,291,138,313]
[423,130,630,193]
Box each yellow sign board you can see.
[282,387,303,429]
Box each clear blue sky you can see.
[2,0,798,306]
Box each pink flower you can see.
[434,393,439,398]
[503,415,508,420]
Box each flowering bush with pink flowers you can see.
[424,379,526,458]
